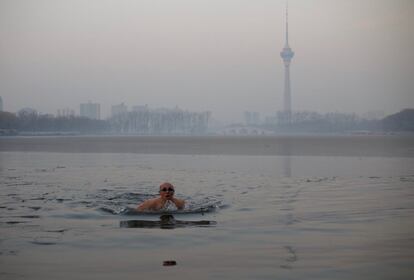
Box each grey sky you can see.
[0,0,413,122]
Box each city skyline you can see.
[0,0,413,122]
[0,97,389,123]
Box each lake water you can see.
[1,136,414,279]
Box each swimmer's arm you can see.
[136,199,155,211]
[173,198,185,210]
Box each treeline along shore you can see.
[0,108,210,136]
[0,108,413,136]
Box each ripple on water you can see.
[30,237,59,246]
[5,221,28,225]
[17,215,40,219]
[99,201,223,216]
[27,206,42,211]
[45,229,67,233]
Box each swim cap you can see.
[160,182,174,189]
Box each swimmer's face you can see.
[159,183,175,200]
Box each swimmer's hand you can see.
[136,197,185,211]
[171,198,185,210]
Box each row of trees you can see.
[0,110,108,134]
[0,107,211,135]
[258,109,414,133]
[382,109,414,131]
[1,108,413,135]
[266,111,381,133]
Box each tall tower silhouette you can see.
[280,1,294,123]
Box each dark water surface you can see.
[1,135,413,157]
[0,136,413,279]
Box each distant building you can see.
[80,102,100,120]
[0,96,3,111]
[57,108,75,117]
[111,103,128,117]
[244,111,260,125]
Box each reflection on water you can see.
[281,138,292,178]
[120,214,217,229]
[279,141,295,269]
[283,156,292,178]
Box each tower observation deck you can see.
[280,2,294,123]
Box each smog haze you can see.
[1,0,413,122]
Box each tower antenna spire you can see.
[280,0,294,124]
[285,0,289,46]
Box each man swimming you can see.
[136,182,185,211]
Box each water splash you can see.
[96,189,224,216]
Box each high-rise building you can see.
[111,103,128,117]
[0,96,3,111]
[80,102,100,120]
[280,1,294,123]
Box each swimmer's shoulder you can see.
[137,198,160,211]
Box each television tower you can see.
[280,1,294,123]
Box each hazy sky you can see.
[1,0,413,122]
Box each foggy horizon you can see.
[1,0,413,122]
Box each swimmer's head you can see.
[159,182,175,199]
